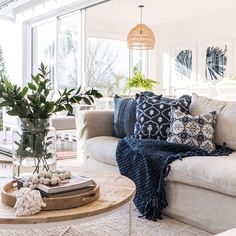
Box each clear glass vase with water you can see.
[12,118,56,178]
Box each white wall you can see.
[156,11,236,94]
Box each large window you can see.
[130,49,150,78]
[32,20,56,86]
[32,12,82,91]
[31,10,130,97]
[57,13,81,90]
[86,37,129,96]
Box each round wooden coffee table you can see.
[0,168,136,235]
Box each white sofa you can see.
[76,94,236,234]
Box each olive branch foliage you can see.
[0,63,103,118]
[0,63,103,175]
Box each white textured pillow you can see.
[167,109,216,153]
[190,94,236,150]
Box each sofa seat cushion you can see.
[84,136,119,166]
[167,152,236,197]
[84,136,236,197]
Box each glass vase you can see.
[12,118,57,178]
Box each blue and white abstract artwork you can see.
[205,45,228,80]
[175,49,193,79]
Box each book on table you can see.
[37,175,94,194]
[42,185,95,198]
[19,175,95,194]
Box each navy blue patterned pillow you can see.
[113,93,162,138]
[134,95,191,140]
[113,95,136,138]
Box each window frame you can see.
[86,36,130,95]
[27,11,84,91]
[22,0,110,88]
[31,18,57,86]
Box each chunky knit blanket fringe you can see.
[116,137,233,221]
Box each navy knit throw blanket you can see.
[116,137,233,221]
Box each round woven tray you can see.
[1,180,100,211]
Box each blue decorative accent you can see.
[113,92,162,138]
[175,50,192,79]
[113,95,136,138]
[116,137,233,221]
[205,46,227,80]
[134,95,191,140]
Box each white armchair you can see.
[216,80,236,101]
[173,82,212,98]
[186,82,212,98]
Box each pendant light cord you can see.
[138,5,144,24]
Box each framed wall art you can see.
[170,45,197,86]
[198,41,233,82]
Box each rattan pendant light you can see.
[127,5,155,50]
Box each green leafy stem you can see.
[0,63,103,175]
[0,63,103,118]
[125,71,159,92]
[15,119,53,175]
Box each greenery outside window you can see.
[31,12,83,93]
[86,37,129,96]
[57,12,81,90]
[32,20,56,87]
[129,49,150,78]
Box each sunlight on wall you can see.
[162,52,170,94]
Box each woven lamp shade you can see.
[127,23,155,50]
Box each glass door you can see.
[31,20,56,86]
[57,12,82,90]
[31,11,83,93]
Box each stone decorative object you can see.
[14,187,46,216]
[23,170,72,189]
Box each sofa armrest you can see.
[76,110,114,141]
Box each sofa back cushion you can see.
[134,95,191,140]
[190,94,236,150]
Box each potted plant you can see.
[0,63,103,177]
[125,71,159,94]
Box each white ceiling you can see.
[88,0,236,26]
[0,0,31,15]
[1,0,236,25]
